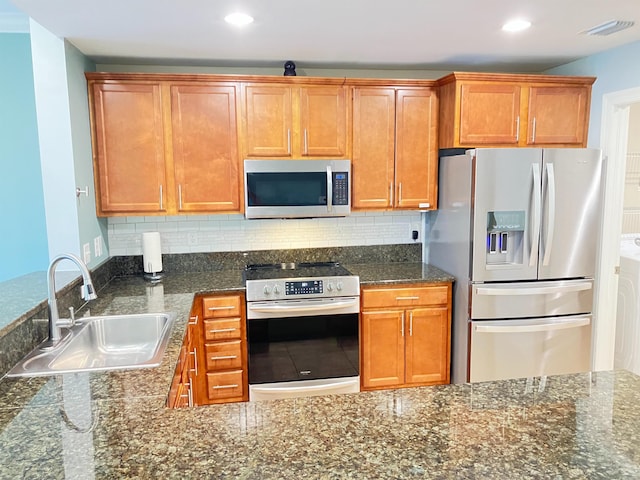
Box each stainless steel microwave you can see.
[244,159,351,219]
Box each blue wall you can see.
[0,33,48,282]
[546,40,640,147]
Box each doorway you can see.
[596,88,640,372]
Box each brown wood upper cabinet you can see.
[351,84,438,210]
[437,72,595,148]
[87,74,242,216]
[242,83,349,158]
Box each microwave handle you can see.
[327,165,333,213]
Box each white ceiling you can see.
[3,0,640,72]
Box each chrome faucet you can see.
[47,253,98,344]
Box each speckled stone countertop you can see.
[1,273,640,478]
[345,262,455,285]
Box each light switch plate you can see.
[83,243,91,264]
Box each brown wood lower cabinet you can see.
[169,291,248,407]
[360,283,452,390]
[196,292,248,405]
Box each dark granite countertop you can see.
[345,262,455,285]
[4,265,640,478]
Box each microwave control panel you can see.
[333,172,349,205]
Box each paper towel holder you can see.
[144,265,164,283]
[142,231,164,282]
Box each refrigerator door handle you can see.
[542,163,556,266]
[474,317,590,334]
[475,281,592,296]
[529,163,542,267]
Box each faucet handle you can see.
[68,306,75,322]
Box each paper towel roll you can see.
[142,232,163,274]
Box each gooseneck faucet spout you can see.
[47,253,98,344]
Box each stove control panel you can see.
[286,280,322,295]
[245,275,360,302]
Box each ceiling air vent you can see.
[582,20,635,36]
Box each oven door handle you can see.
[247,298,359,315]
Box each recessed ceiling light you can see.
[502,19,532,33]
[224,12,254,27]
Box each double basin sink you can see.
[7,312,177,377]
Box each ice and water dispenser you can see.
[486,211,525,266]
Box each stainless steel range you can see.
[244,262,360,401]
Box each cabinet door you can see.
[459,83,521,145]
[526,86,589,146]
[352,87,395,209]
[171,84,241,212]
[244,84,293,157]
[395,89,438,209]
[361,310,405,389]
[405,307,450,385]
[91,82,166,213]
[299,86,348,157]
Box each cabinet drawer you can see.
[203,318,242,341]
[202,295,242,319]
[205,340,243,370]
[362,285,449,309]
[207,370,244,400]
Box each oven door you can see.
[247,298,359,400]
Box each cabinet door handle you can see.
[532,117,537,143]
[188,315,198,326]
[409,311,413,336]
[304,128,308,154]
[390,182,394,206]
[287,129,291,154]
[212,384,239,390]
[159,185,163,210]
[398,183,403,204]
[211,355,238,361]
[516,116,520,142]
[178,184,183,210]
[401,312,405,337]
[187,379,193,407]
[396,296,419,301]
[190,348,198,376]
[209,328,237,334]
[207,306,236,311]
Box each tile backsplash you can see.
[108,212,424,256]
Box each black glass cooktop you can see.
[243,262,353,281]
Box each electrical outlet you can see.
[83,243,91,264]
[188,232,198,245]
[94,236,102,257]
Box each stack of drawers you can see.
[200,293,248,404]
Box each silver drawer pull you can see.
[212,384,239,390]
[207,306,236,311]
[396,296,419,301]
[209,328,237,333]
[211,355,237,361]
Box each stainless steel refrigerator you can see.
[429,148,604,383]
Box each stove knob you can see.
[336,281,343,291]
[273,285,281,295]
[263,285,272,296]
[326,283,334,292]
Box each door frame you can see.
[594,86,640,371]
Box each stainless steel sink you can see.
[6,312,177,377]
